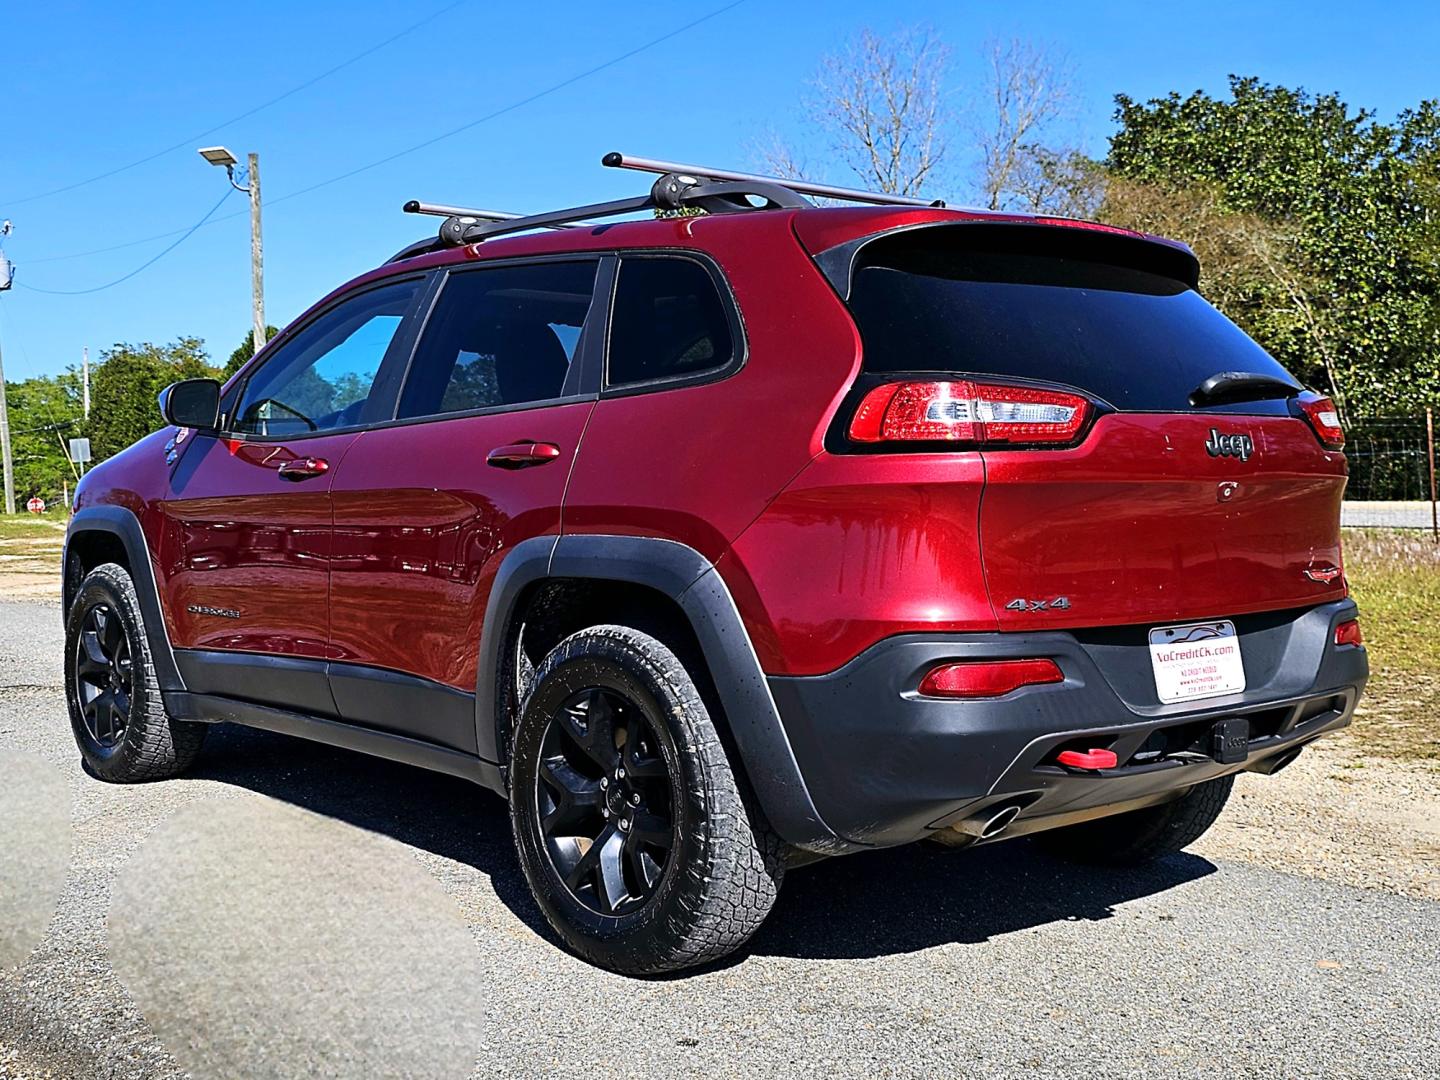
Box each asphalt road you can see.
[2,598,1436,1079]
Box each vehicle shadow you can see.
[188,723,1218,965]
[750,838,1216,961]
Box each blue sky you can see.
[2,0,1437,380]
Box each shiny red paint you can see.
[326,403,592,689]
[977,413,1347,633]
[154,431,360,656]
[726,450,994,675]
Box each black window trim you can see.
[600,249,748,398]
[220,270,440,443]
[380,252,612,430]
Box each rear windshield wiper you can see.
[1190,370,1302,406]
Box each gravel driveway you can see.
[2,598,1436,1079]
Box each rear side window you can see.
[398,260,598,419]
[607,257,735,388]
[848,229,1297,413]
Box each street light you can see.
[199,145,266,353]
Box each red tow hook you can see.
[1056,748,1119,770]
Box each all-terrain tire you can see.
[1034,774,1235,865]
[64,563,207,782]
[509,624,783,975]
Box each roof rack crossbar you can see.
[403,200,584,230]
[602,152,945,209]
[447,193,657,245]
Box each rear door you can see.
[325,257,605,753]
[841,225,1348,633]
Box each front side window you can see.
[232,278,423,436]
[398,261,598,419]
[606,257,735,388]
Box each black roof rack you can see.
[389,152,949,261]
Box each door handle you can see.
[277,456,331,481]
[486,442,562,469]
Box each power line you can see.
[4,0,471,208]
[19,0,748,269]
[18,188,234,295]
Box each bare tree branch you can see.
[976,38,1076,210]
[771,26,949,196]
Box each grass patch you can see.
[0,510,69,540]
[1342,528,1440,762]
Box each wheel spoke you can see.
[92,690,116,742]
[564,821,616,894]
[99,607,123,656]
[77,631,108,682]
[629,811,674,850]
[595,827,630,914]
[539,757,603,836]
[557,689,620,771]
[112,687,130,729]
[623,828,663,892]
[622,734,667,779]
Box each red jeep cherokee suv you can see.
[62,154,1368,974]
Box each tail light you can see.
[1297,392,1344,450]
[919,658,1064,698]
[849,380,1090,446]
[1334,619,1363,647]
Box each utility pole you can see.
[198,147,266,352]
[0,222,15,515]
[82,346,90,419]
[248,152,265,353]
[0,328,13,515]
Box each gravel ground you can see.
[2,598,1437,1079]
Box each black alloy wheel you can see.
[73,603,133,749]
[536,686,676,916]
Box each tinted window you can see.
[233,279,422,436]
[398,261,597,419]
[848,230,1298,413]
[607,258,734,387]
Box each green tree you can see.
[224,326,280,378]
[4,372,84,502]
[1108,77,1440,418]
[87,338,219,461]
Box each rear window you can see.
[847,229,1297,414]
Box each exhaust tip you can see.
[953,802,1024,840]
[981,804,1023,838]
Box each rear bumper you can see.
[766,599,1368,848]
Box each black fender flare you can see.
[473,534,852,855]
[64,506,187,694]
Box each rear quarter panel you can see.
[562,213,860,579]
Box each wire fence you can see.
[1342,409,1439,534]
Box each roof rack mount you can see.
[601,152,946,209]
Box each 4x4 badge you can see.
[1205,429,1254,461]
[1006,596,1070,613]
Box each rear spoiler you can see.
[804,219,1202,300]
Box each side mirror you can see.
[158,378,222,431]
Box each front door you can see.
[326,258,603,752]
[158,274,429,664]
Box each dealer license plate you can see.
[1148,620,1246,704]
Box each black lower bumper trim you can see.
[767,599,1368,848]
